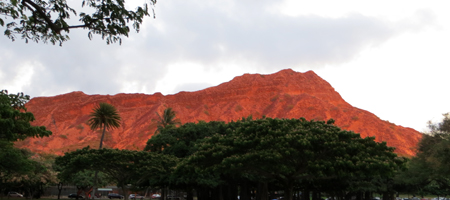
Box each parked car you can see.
[129,194,144,199]
[7,192,23,197]
[108,193,124,199]
[68,194,84,199]
[151,194,161,199]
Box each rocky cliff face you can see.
[16,69,422,156]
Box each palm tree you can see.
[87,102,121,149]
[87,102,121,199]
[154,107,181,134]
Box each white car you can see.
[129,194,144,199]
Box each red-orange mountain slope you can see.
[17,69,422,156]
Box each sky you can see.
[1,0,449,132]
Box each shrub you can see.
[235,105,243,112]
[75,124,84,130]
[270,95,279,102]
[285,104,294,110]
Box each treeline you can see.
[56,117,406,200]
[2,90,450,200]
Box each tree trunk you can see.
[284,182,294,200]
[91,171,98,199]
[345,192,356,200]
[256,182,268,200]
[355,192,362,200]
[212,187,222,200]
[230,184,238,200]
[58,182,63,200]
[99,127,106,149]
[92,127,106,199]
[363,192,371,200]
[120,184,129,200]
[84,187,93,200]
[186,189,194,200]
[161,187,166,200]
[240,180,251,200]
[302,189,310,200]
[312,191,320,200]
[382,192,394,200]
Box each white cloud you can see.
[0,0,448,131]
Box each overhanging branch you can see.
[21,0,61,34]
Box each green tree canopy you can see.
[0,90,52,141]
[145,120,225,157]
[58,169,110,200]
[0,90,52,186]
[55,147,178,200]
[0,0,156,45]
[181,117,405,200]
[144,120,227,200]
[396,113,450,196]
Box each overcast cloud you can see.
[0,0,447,131]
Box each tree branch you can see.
[21,0,61,34]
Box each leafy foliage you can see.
[0,90,52,141]
[0,90,52,186]
[180,117,405,200]
[144,117,404,200]
[0,0,156,45]
[1,150,58,198]
[55,147,178,199]
[87,102,121,149]
[58,169,110,199]
[396,113,450,196]
[145,120,227,193]
[153,107,181,134]
[145,120,224,157]
[0,141,34,177]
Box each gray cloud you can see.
[0,0,433,98]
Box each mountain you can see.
[16,69,422,156]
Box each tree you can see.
[396,113,450,197]
[55,147,178,200]
[181,117,405,200]
[87,102,121,199]
[0,0,156,45]
[153,107,181,134]
[0,90,52,189]
[144,121,227,200]
[6,152,59,199]
[0,90,52,141]
[58,170,110,200]
[87,102,121,149]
